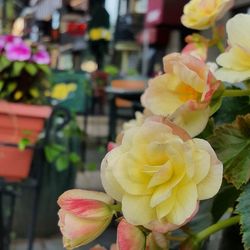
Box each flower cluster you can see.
[0,35,50,104]
[58,0,250,249]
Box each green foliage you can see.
[211,182,240,222]
[209,83,225,116]
[12,61,25,77]
[18,138,31,151]
[197,118,215,139]
[0,56,11,71]
[209,115,250,189]
[85,162,97,171]
[103,64,119,77]
[236,183,250,250]
[25,63,38,76]
[213,94,250,125]
[45,143,81,172]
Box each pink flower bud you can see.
[58,189,114,249]
[117,219,145,250]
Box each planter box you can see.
[0,101,52,181]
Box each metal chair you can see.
[0,106,71,250]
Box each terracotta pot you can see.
[0,101,52,181]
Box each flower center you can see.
[176,83,199,102]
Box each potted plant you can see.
[0,34,52,180]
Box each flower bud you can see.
[117,218,145,250]
[58,189,114,249]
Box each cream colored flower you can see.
[181,0,234,30]
[101,120,223,230]
[215,14,250,83]
[141,53,220,137]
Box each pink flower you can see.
[58,189,114,249]
[117,219,145,250]
[32,50,50,64]
[5,41,31,61]
[4,35,22,44]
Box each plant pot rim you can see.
[0,100,52,119]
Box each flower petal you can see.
[122,195,156,225]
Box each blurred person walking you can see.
[88,0,110,70]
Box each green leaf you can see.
[211,183,240,222]
[18,138,30,151]
[85,162,97,171]
[25,63,38,76]
[209,83,224,116]
[0,81,4,92]
[69,152,80,164]
[7,82,17,93]
[209,116,250,189]
[236,183,250,250]
[38,64,51,75]
[213,95,250,125]
[29,88,39,98]
[12,61,25,76]
[44,144,65,163]
[0,56,11,71]
[56,156,69,171]
[197,118,215,139]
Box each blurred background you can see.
[0,0,250,249]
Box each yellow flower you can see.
[14,91,23,100]
[141,53,220,137]
[215,14,250,83]
[101,119,223,230]
[51,83,77,100]
[181,0,234,30]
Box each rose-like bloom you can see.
[141,53,220,136]
[215,14,250,83]
[101,119,223,230]
[32,49,50,64]
[58,189,114,249]
[117,219,145,250]
[5,41,31,61]
[181,0,234,30]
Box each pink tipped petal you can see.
[59,209,112,249]
[58,198,112,219]
[182,42,208,61]
[117,219,145,250]
[107,142,118,152]
[163,53,207,84]
[58,189,114,206]
[202,71,221,102]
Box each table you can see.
[105,86,144,141]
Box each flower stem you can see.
[111,203,122,213]
[165,235,186,242]
[223,89,250,97]
[195,215,240,245]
